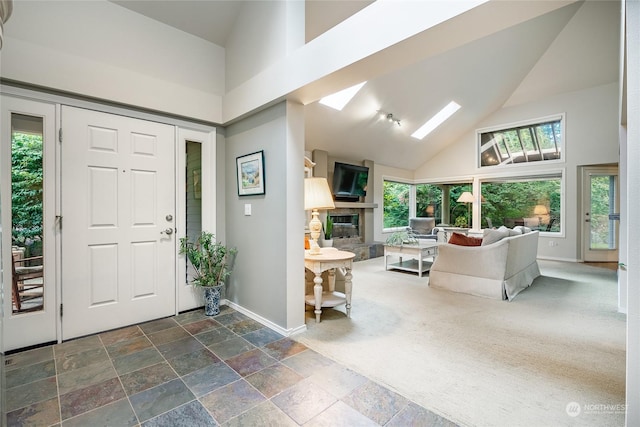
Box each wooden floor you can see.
[584,261,619,271]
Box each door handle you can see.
[161,228,174,235]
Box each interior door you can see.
[1,96,57,351]
[582,166,619,262]
[61,106,176,340]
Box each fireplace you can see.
[329,208,363,241]
[330,213,359,238]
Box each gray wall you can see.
[224,102,305,330]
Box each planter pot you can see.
[204,283,224,316]
[322,238,333,248]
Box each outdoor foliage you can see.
[11,133,43,254]
[589,175,615,248]
[383,181,410,228]
[416,184,442,218]
[385,178,565,232]
[481,180,561,230]
[385,181,472,228]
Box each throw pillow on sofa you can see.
[482,228,510,246]
[449,232,483,246]
[514,225,532,234]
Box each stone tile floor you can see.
[5,306,457,426]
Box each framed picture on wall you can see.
[236,150,265,196]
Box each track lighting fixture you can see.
[380,111,401,127]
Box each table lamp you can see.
[304,177,335,255]
[457,191,474,227]
[533,204,548,227]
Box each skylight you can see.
[319,82,366,111]
[411,101,461,140]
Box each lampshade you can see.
[457,191,474,204]
[0,0,13,50]
[533,204,548,215]
[304,178,335,211]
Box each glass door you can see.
[582,167,619,262]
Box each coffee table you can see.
[384,242,441,277]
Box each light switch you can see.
[244,204,252,216]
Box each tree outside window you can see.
[414,183,472,226]
[416,184,442,219]
[480,177,561,232]
[12,132,44,256]
[383,181,410,229]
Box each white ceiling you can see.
[109,0,620,170]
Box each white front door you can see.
[1,96,57,352]
[61,106,176,340]
[582,166,620,262]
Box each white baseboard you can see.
[224,300,307,337]
[537,256,580,263]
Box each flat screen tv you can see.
[332,162,369,201]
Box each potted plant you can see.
[322,215,334,247]
[179,231,237,316]
[454,215,469,228]
[385,231,417,246]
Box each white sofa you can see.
[429,229,540,301]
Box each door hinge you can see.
[60,303,63,317]
[58,128,63,143]
[56,215,63,230]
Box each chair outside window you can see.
[11,253,44,313]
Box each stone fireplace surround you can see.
[325,205,384,261]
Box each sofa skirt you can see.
[504,261,541,300]
[429,260,541,301]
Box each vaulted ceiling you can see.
[110,0,620,170]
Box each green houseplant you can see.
[323,215,334,247]
[385,231,417,246]
[454,215,468,228]
[324,215,334,240]
[179,231,237,315]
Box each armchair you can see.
[407,217,438,241]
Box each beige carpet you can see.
[295,259,626,427]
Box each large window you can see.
[479,117,562,167]
[415,183,472,226]
[386,181,473,228]
[480,176,561,232]
[387,177,561,232]
[383,181,410,229]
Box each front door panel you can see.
[61,106,176,340]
